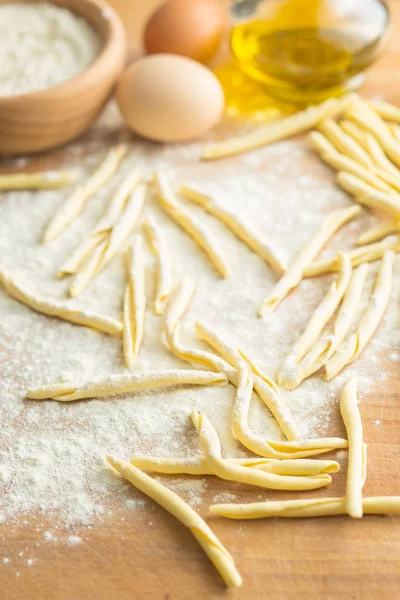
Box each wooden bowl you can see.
[0,0,126,155]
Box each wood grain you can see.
[1,1,400,599]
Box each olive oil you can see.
[230,0,389,104]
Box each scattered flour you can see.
[0,100,398,568]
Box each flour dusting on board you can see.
[0,101,399,565]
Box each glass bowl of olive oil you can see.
[230,0,390,104]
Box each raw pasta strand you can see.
[202,96,351,160]
[106,456,242,588]
[154,173,230,278]
[368,99,400,123]
[0,170,74,190]
[310,131,396,194]
[195,321,299,442]
[340,377,364,518]
[68,240,107,298]
[277,253,351,389]
[304,236,400,277]
[129,456,340,476]
[325,250,394,380]
[337,171,400,219]
[123,237,146,366]
[58,232,107,278]
[26,369,227,402]
[259,205,361,315]
[164,282,237,381]
[292,264,369,388]
[43,144,127,242]
[318,118,372,168]
[68,182,146,296]
[0,265,122,336]
[210,497,400,519]
[356,221,399,246]
[191,410,332,490]
[143,216,173,315]
[346,103,400,169]
[95,183,147,273]
[58,168,142,277]
[179,185,285,275]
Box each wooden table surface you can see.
[1,2,400,599]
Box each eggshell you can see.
[116,54,225,143]
[144,0,223,64]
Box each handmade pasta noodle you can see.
[179,185,285,275]
[0,265,122,336]
[43,144,127,242]
[26,369,227,402]
[154,172,229,278]
[259,205,361,315]
[106,456,242,587]
[325,251,394,380]
[191,410,332,490]
[277,253,351,389]
[143,216,173,315]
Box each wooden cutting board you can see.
[1,1,400,598]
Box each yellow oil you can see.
[231,20,385,104]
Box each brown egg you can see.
[116,54,225,143]
[144,0,223,64]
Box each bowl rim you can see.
[0,0,126,104]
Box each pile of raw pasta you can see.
[1,93,400,587]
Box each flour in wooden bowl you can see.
[0,3,102,96]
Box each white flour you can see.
[0,102,399,563]
[0,3,101,96]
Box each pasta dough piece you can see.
[337,171,400,219]
[164,277,195,346]
[318,118,372,169]
[68,239,107,298]
[58,169,142,277]
[278,253,351,388]
[129,456,340,476]
[123,237,146,366]
[143,216,173,315]
[310,132,395,194]
[346,104,400,169]
[95,183,147,274]
[195,321,299,442]
[291,264,369,388]
[368,99,400,124]
[356,221,399,246]
[325,250,394,380]
[26,369,227,402]
[259,205,361,315]
[164,280,237,381]
[304,235,400,277]
[191,410,332,490]
[106,456,242,588]
[179,185,285,275]
[58,232,108,278]
[154,173,229,278]
[341,119,400,180]
[202,95,351,160]
[229,361,346,459]
[0,171,74,190]
[69,183,146,296]
[0,265,122,336]
[43,144,127,243]
[340,377,364,518]
[210,496,400,519]
[364,133,400,180]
